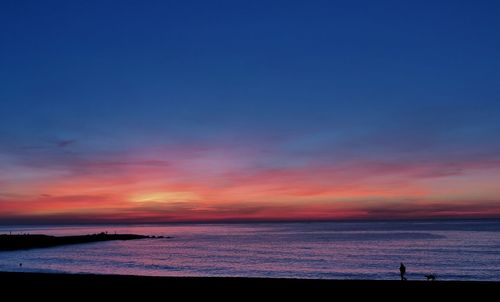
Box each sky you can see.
[1,0,500,224]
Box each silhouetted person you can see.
[19,263,22,267]
[399,263,407,281]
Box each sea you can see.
[1,219,500,281]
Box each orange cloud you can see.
[1,147,500,223]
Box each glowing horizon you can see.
[2,143,500,224]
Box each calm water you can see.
[1,220,500,281]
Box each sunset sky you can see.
[1,1,500,224]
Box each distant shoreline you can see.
[1,272,499,298]
[0,233,166,251]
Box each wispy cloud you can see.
[1,139,500,223]
[55,139,77,148]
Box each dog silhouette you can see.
[425,274,436,281]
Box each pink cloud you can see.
[2,145,500,223]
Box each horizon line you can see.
[2,216,500,227]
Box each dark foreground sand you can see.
[1,272,498,299]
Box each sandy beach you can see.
[1,271,498,299]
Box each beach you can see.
[2,222,500,298]
[1,271,498,299]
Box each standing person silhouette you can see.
[399,263,407,281]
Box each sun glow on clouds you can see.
[129,191,200,203]
[1,143,500,223]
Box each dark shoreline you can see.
[0,233,164,251]
[1,272,498,299]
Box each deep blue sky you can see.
[2,0,499,148]
[1,1,500,222]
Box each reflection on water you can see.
[1,220,500,280]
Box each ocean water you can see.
[1,220,500,281]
